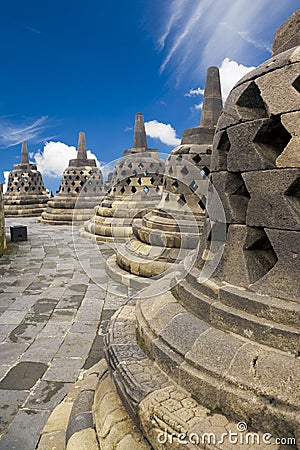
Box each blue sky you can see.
[0,0,298,192]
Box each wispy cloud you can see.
[157,0,292,81]
[145,120,181,146]
[0,115,49,148]
[25,25,41,35]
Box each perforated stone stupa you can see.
[0,184,6,256]
[108,67,222,285]
[103,14,300,449]
[82,113,164,242]
[40,132,103,225]
[4,141,50,217]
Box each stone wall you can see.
[0,184,6,256]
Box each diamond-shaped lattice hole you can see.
[75,187,80,193]
[138,163,144,169]
[121,170,126,176]
[172,180,179,189]
[150,177,155,184]
[181,166,189,175]
[292,75,300,94]
[120,186,126,194]
[192,154,202,164]
[200,166,210,177]
[137,178,142,185]
[236,81,266,110]
[131,186,137,193]
[126,178,131,185]
[176,155,183,161]
[143,186,149,194]
[133,170,137,176]
[245,228,278,284]
[128,162,133,169]
[144,171,148,177]
[178,194,186,206]
[254,118,291,163]
[189,180,198,192]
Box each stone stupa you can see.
[0,184,6,256]
[38,9,300,450]
[40,132,104,225]
[82,113,165,242]
[107,67,222,286]
[102,14,300,448]
[4,141,50,217]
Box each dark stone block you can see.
[227,118,291,172]
[10,226,27,242]
[251,228,300,302]
[243,169,300,230]
[0,362,47,390]
[210,172,249,223]
[66,412,93,442]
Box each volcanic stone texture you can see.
[273,7,300,56]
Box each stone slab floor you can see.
[0,218,131,450]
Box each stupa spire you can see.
[21,141,29,164]
[133,113,147,149]
[77,132,87,160]
[200,66,223,129]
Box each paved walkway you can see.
[0,218,131,450]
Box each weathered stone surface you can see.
[256,62,300,116]
[243,168,300,230]
[277,111,300,167]
[210,172,249,223]
[273,7,300,55]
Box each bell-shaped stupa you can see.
[0,184,6,256]
[4,141,50,217]
[82,113,165,242]
[40,132,104,225]
[108,67,222,286]
[103,14,300,447]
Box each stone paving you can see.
[0,217,131,450]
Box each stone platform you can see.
[0,218,133,450]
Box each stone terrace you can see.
[0,218,132,450]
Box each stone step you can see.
[103,302,283,450]
[136,292,300,441]
[175,278,300,353]
[105,254,152,290]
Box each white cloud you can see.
[219,57,255,100]
[34,141,101,178]
[145,120,181,146]
[194,102,203,111]
[0,116,49,148]
[2,171,10,193]
[185,87,205,97]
